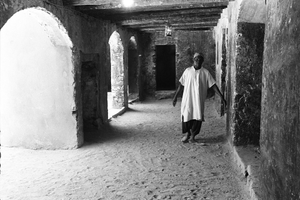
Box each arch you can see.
[0,7,81,149]
[108,31,125,114]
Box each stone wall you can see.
[260,0,300,199]
[143,31,216,96]
[133,33,151,101]
[214,10,228,116]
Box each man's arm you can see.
[211,84,227,107]
[173,84,184,107]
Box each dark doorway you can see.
[155,45,176,90]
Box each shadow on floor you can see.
[83,124,129,145]
[195,134,227,144]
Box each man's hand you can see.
[172,98,177,107]
[223,99,227,110]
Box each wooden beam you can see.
[63,0,230,7]
[76,4,227,14]
[127,22,217,29]
[83,8,223,22]
[119,16,220,26]
[139,27,213,32]
[82,6,223,16]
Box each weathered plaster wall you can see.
[143,31,216,96]
[215,1,241,141]
[214,9,229,115]
[128,40,139,94]
[138,33,152,100]
[260,0,300,199]
[81,59,98,130]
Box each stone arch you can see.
[108,31,125,112]
[0,7,82,149]
[128,36,139,101]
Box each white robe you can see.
[179,66,215,122]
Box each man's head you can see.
[193,52,204,69]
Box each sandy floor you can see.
[0,98,250,200]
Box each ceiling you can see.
[62,0,232,33]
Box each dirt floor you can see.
[0,98,250,200]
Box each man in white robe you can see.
[173,53,226,143]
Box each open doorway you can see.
[155,45,176,91]
[0,7,81,149]
[108,31,125,119]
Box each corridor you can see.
[1,98,250,200]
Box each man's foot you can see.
[181,135,190,143]
[189,138,197,143]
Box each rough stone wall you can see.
[260,0,300,199]
[143,31,216,96]
[140,33,156,96]
[233,22,264,146]
[128,41,139,94]
[81,56,99,131]
[137,33,152,101]
[216,0,241,142]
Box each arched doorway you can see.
[0,8,82,149]
[108,31,125,118]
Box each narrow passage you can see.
[1,98,250,200]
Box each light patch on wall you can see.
[122,0,134,7]
[108,31,125,112]
[0,7,78,149]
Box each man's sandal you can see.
[181,136,190,143]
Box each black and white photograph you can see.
[0,0,299,199]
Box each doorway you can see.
[108,31,125,119]
[155,45,176,90]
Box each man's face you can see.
[193,56,202,69]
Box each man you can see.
[172,52,227,143]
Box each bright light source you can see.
[122,0,134,8]
[165,24,172,37]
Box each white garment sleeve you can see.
[179,69,187,86]
[207,71,216,88]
